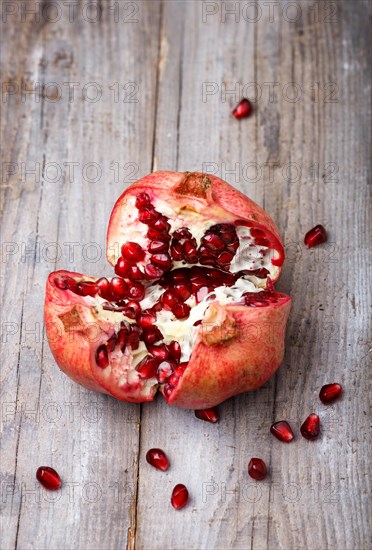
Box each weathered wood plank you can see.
[1,2,161,549]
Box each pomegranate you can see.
[300,413,320,440]
[45,171,291,409]
[232,98,252,119]
[304,224,327,247]
[270,420,295,442]
[146,448,169,471]
[248,458,267,480]
[36,466,61,490]
[195,407,219,423]
[319,383,342,404]
[171,484,189,510]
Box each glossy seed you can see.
[195,407,219,423]
[146,448,169,471]
[319,383,342,404]
[36,466,61,490]
[304,224,327,248]
[300,413,320,440]
[171,484,189,510]
[270,420,295,442]
[248,458,268,481]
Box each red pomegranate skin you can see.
[45,171,291,409]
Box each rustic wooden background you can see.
[1,1,371,549]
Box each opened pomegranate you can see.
[44,171,291,409]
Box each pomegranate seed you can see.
[195,407,219,423]
[138,312,155,329]
[183,241,198,262]
[170,242,184,261]
[173,282,191,301]
[203,233,225,251]
[304,224,327,247]
[250,228,264,238]
[135,192,150,209]
[171,484,189,510]
[150,215,170,233]
[146,448,169,471]
[161,290,179,311]
[95,345,109,369]
[115,257,130,278]
[127,332,140,350]
[144,263,164,279]
[168,340,181,362]
[147,228,171,241]
[63,277,78,292]
[54,276,69,290]
[121,242,145,263]
[117,327,129,350]
[123,301,141,319]
[319,383,342,404]
[151,253,172,270]
[248,458,267,481]
[300,413,320,440]
[76,281,99,297]
[142,326,163,345]
[157,360,175,383]
[149,240,169,253]
[96,277,112,300]
[232,98,252,119]
[126,265,144,281]
[137,355,159,379]
[110,277,128,300]
[127,281,145,301]
[270,420,295,442]
[173,302,190,319]
[173,227,191,239]
[138,206,159,225]
[148,343,170,360]
[36,466,61,490]
[106,335,117,352]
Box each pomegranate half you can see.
[44,171,291,409]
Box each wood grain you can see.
[1,1,370,549]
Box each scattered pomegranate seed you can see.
[36,466,61,490]
[195,407,219,423]
[304,224,327,248]
[232,98,252,119]
[319,383,343,404]
[171,484,189,510]
[270,420,295,442]
[146,448,169,471]
[248,458,268,481]
[300,413,320,440]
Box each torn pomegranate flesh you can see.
[146,448,169,471]
[270,420,295,442]
[171,484,189,510]
[36,466,61,490]
[52,192,282,401]
[304,224,327,247]
[248,458,267,480]
[300,413,320,440]
[319,383,342,404]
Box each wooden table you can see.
[1,1,371,548]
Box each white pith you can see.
[96,195,279,391]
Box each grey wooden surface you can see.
[1,1,371,549]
